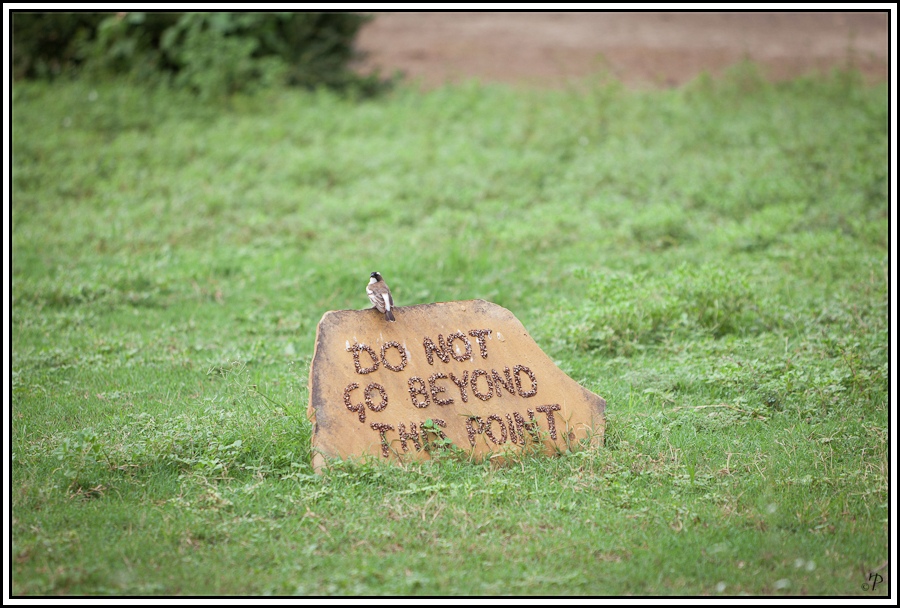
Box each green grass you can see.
[11,64,888,596]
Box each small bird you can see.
[367,271,396,322]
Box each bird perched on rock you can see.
[367,272,395,322]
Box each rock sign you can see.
[307,300,606,471]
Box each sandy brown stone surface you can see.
[308,300,606,470]
[353,11,888,88]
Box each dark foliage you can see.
[12,11,388,96]
[12,12,110,78]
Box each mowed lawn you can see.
[11,65,888,595]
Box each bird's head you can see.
[370,272,382,281]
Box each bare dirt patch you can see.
[354,12,888,88]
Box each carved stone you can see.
[307,300,606,471]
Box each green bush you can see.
[159,12,288,99]
[11,12,110,79]
[79,12,182,80]
[12,11,384,97]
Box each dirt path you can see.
[354,11,888,88]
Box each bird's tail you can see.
[385,310,396,322]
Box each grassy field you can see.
[10,64,888,596]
